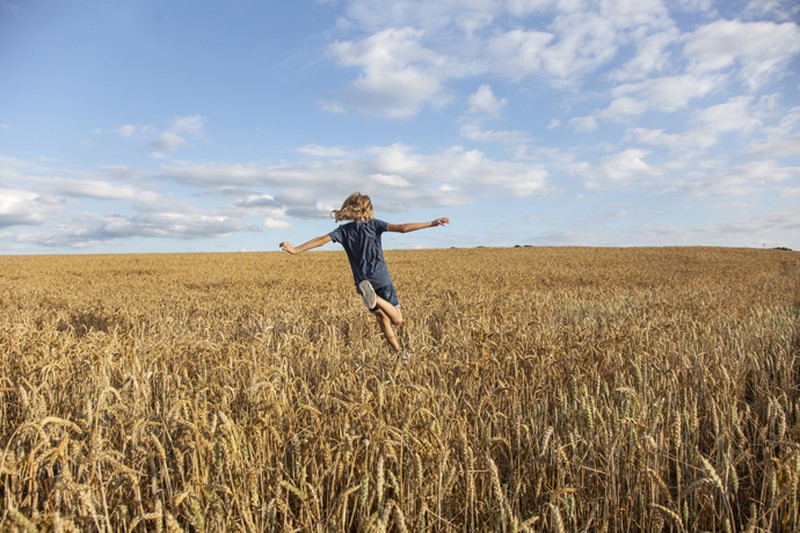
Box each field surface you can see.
[1,247,799,532]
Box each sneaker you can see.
[358,279,377,310]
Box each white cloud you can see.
[747,105,800,158]
[366,143,427,175]
[234,194,279,209]
[112,124,157,139]
[743,0,800,23]
[149,131,188,154]
[327,0,799,127]
[608,74,718,115]
[459,120,531,152]
[284,202,335,219]
[0,154,48,180]
[45,177,159,202]
[115,125,136,138]
[317,99,346,114]
[690,96,759,131]
[599,206,800,248]
[783,185,800,197]
[540,12,618,79]
[339,0,679,85]
[28,212,252,248]
[171,115,206,138]
[262,206,289,219]
[430,145,549,196]
[158,141,552,212]
[578,149,660,189]
[0,189,62,227]
[467,84,506,116]
[684,96,763,148]
[149,116,206,155]
[264,217,292,230]
[298,144,350,157]
[669,0,714,14]
[569,116,599,132]
[329,28,449,118]
[343,0,500,34]
[609,29,678,82]
[598,0,673,32]
[328,0,735,122]
[683,19,800,89]
[488,29,553,79]
[599,96,647,121]
[112,115,206,157]
[160,162,271,186]
[623,96,773,151]
[751,134,800,159]
[599,149,658,184]
[625,127,683,148]
[505,0,552,17]
[674,159,798,197]
[371,173,412,187]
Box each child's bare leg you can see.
[375,311,400,352]
[374,296,403,326]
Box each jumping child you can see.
[279,192,449,354]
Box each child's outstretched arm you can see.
[387,218,449,233]
[279,234,332,255]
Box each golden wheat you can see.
[0,247,798,531]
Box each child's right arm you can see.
[279,234,332,255]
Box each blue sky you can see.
[1,0,799,254]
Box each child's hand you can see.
[279,241,297,254]
[433,217,449,227]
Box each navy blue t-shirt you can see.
[328,219,393,289]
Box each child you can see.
[279,192,449,354]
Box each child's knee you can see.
[391,311,403,327]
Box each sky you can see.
[1,0,799,254]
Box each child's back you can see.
[328,219,391,290]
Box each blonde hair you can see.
[331,192,374,222]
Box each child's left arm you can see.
[279,234,332,255]
[387,218,449,233]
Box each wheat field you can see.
[0,247,798,532]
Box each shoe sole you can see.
[359,280,377,309]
